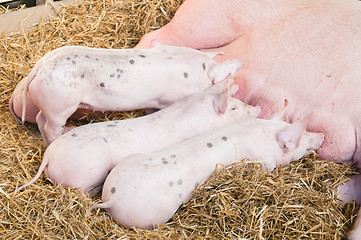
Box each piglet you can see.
[90,116,324,229]
[17,44,243,145]
[16,78,260,193]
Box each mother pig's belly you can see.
[213,20,361,162]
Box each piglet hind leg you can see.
[37,107,77,146]
[36,111,50,146]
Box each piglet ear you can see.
[276,120,307,152]
[213,88,229,115]
[229,84,239,96]
[208,60,244,83]
[201,51,223,59]
[206,74,233,93]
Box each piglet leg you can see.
[36,111,50,146]
[37,106,77,146]
[43,115,71,145]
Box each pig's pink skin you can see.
[16,79,261,193]
[21,45,242,146]
[136,0,361,235]
[136,0,361,164]
[92,118,323,229]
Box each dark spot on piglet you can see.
[100,82,105,87]
[222,136,228,141]
[177,179,183,185]
[66,57,70,60]
[81,73,85,78]
[129,59,135,64]
[107,123,117,127]
[139,54,146,58]
[171,154,176,158]
[72,60,76,65]
[169,181,174,187]
[85,55,90,58]
[202,63,206,70]
[179,193,182,198]
[111,187,116,194]
[162,158,168,164]
[110,74,115,78]
[71,133,77,137]
[103,138,108,143]
[183,72,188,78]
[207,143,213,148]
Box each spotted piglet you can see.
[16,78,260,193]
[90,116,324,229]
[19,44,242,145]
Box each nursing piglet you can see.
[18,44,242,145]
[16,79,260,193]
[90,117,324,229]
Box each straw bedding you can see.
[0,0,359,239]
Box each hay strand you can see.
[0,0,359,239]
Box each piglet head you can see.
[210,77,260,118]
[276,120,324,166]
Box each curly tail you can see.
[89,201,112,212]
[15,151,50,193]
[21,71,37,123]
[9,91,36,137]
[88,201,113,219]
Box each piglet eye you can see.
[232,106,237,110]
